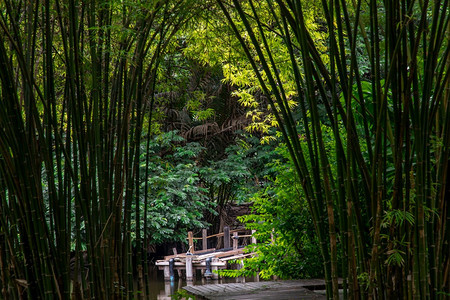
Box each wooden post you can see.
[202,229,207,251]
[212,258,219,280]
[223,226,230,249]
[163,266,170,281]
[251,230,257,244]
[204,257,213,278]
[188,231,194,254]
[164,281,171,296]
[186,256,193,282]
[233,232,238,250]
[236,260,245,283]
[173,247,182,277]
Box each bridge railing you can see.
[186,226,256,253]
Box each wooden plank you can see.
[185,228,247,240]
[192,248,245,260]
[222,283,242,293]
[163,248,216,260]
[188,231,194,254]
[233,232,238,250]
[156,261,226,267]
[237,234,252,238]
[213,249,244,258]
[205,228,245,239]
[202,229,208,250]
[163,253,188,260]
[190,285,217,294]
[186,256,193,281]
[183,280,328,300]
[223,226,230,249]
[236,282,265,290]
[220,252,255,261]
[195,248,216,254]
[213,288,324,300]
[195,252,221,260]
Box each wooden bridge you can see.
[155,226,256,281]
[183,279,329,299]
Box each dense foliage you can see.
[133,131,268,245]
[219,144,324,280]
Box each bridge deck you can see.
[183,279,328,299]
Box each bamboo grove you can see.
[0,0,449,299]
[217,0,449,299]
[0,0,203,298]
